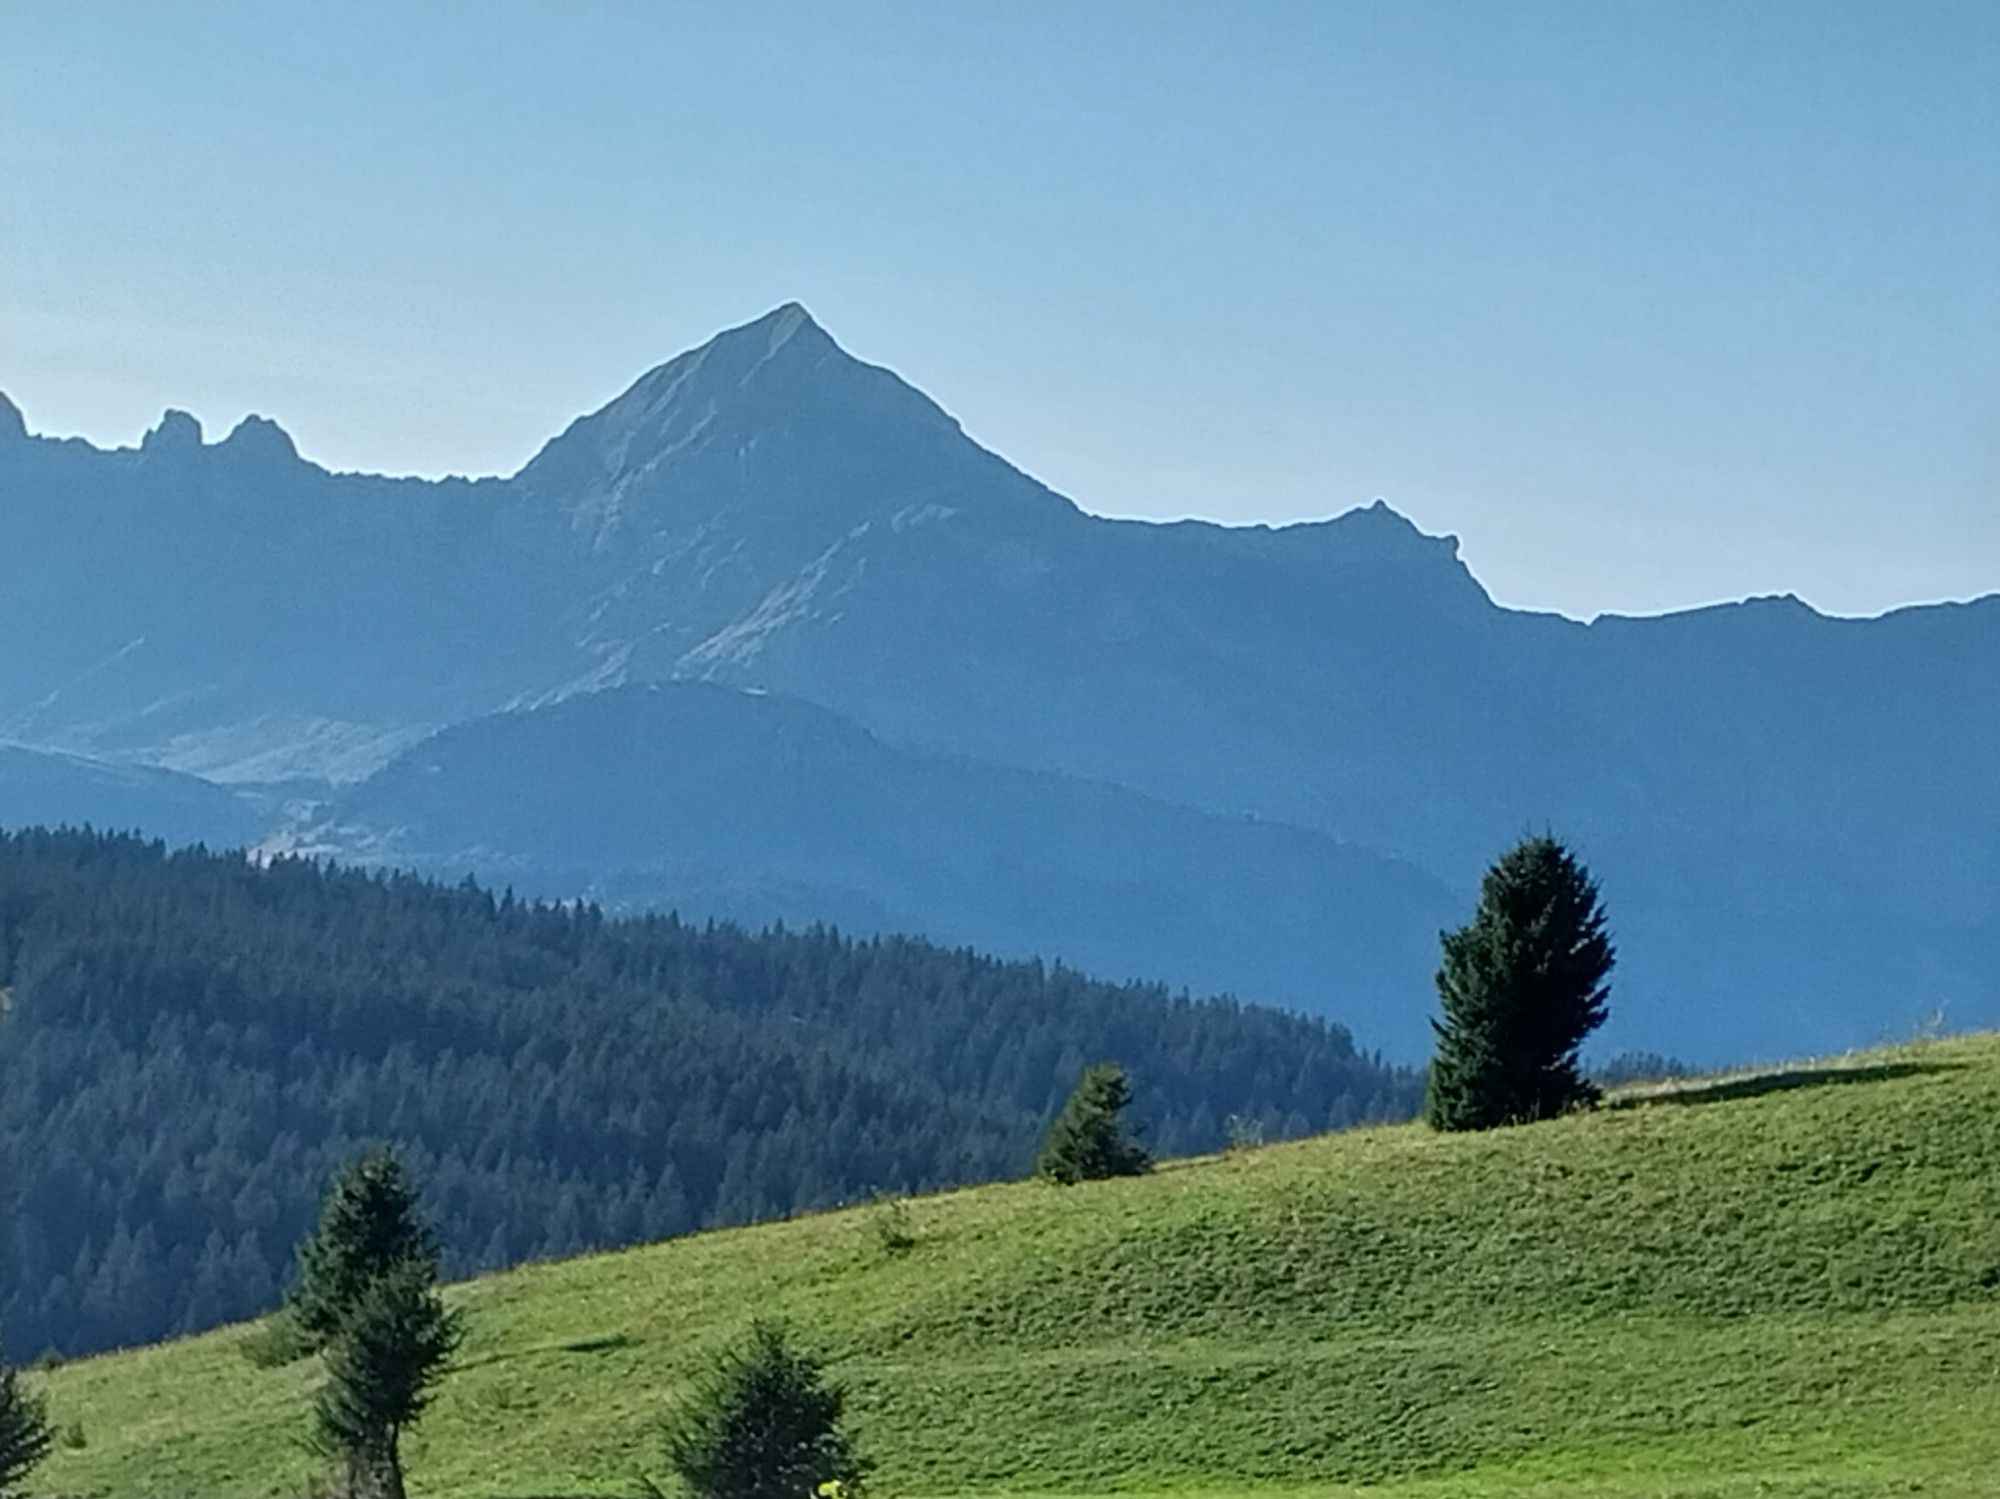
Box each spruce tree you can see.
[290,1148,440,1350]
[1425,835,1615,1132]
[3,988,54,1499]
[1036,1063,1150,1184]
[0,1363,52,1499]
[312,1263,461,1499]
[656,1321,864,1499]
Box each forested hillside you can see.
[0,829,1415,1359]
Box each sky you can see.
[2,1,1995,619]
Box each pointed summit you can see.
[745,300,825,352]
[513,303,959,508]
[673,299,835,368]
[0,391,25,443]
[668,300,843,387]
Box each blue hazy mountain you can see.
[0,743,265,849]
[307,680,1459,1053]
[1,306,1993,1059]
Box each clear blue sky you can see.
[3,1,1994,618]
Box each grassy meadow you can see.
[36,1035,2000,1498]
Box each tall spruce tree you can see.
[312,1263,461,1499]
[656,1321,864,1499]
[290,1148,441,1351]
[3,987,53,1499]
[1424,835,1614,1132]
[288,1148,459,1499]
[1036,1063,1150,1184]
[0,1363,52,1499]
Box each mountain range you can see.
[3,303,1994,1060]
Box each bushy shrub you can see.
[656,1322,865,1499]
[1037,1063,1150,1184]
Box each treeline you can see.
[0,828,1418,1358]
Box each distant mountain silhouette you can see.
[2,306,1993,1059]
[297,681,1458,1052]
[0,743,264,848]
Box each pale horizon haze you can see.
[3,0,1995,619]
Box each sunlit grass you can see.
[39,1033,2000,1498]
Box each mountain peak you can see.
[1341,498,1454,550]
[513,303,958,508]
[0,391,24,443]
[702,300,836,368]
[751,299,817,338]
[142,409,205,455]
[219,414,299,463]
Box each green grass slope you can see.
[38,1036,2000,1499]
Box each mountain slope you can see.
[307,682,1461,1049]
[38,1033,2000,1499]
[0,743,264,846]
[2,307,1994,1061]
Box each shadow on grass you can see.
[1610,1058,1963,1110]
[454,1331,637,1373]
[557,1333,635,1355]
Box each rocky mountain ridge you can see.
[3,305,1993,1059]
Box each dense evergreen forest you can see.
[0,829,1418,1358]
